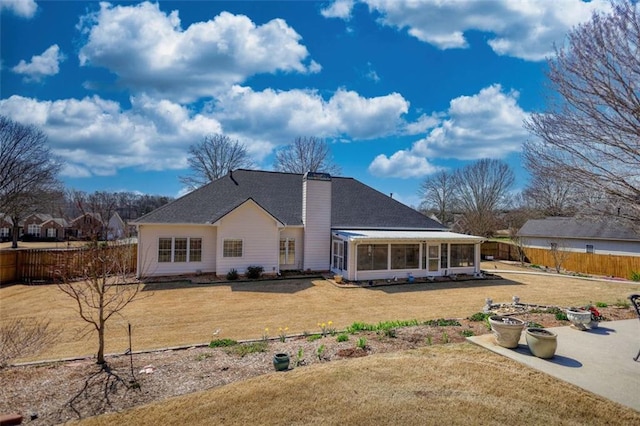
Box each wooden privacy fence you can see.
[481,241,525,262]
[522,247,640,279]
[0,244,137,285]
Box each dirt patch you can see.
[0,306,634,425]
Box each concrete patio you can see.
[469,319,640,411]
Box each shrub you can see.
[226,268,239,280]
[595,302,608,308]
[209,338,237,348]
[630,271,640,282]
[228,341,268,357]
[424,318,461,327]
[461,329,474,337]
[336,333,349,342]
[246,265,263,279]
[468,312,490,322]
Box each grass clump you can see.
[307,334,323,342]
[209,338,237,348]
[461,329,474,337]
[424,318,461,327]
[595,302,608,308]
[468,312,490,322]
[227,341,268,357]
[336,333,349,342]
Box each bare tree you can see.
[522,167,579,217]
[548,239,571,273]
[524,2,640,226]
[419,170,457,225]
[453,159,515,237]
[57,241,142,365]
[274,136,341,175]
[0,317,60,367]
[180,134,253,189]
[0,116,62,248]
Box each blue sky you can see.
[0,0,610,207]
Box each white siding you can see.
[302,176,331,270]
[216,201,280,276]
[137,224,216,277]
[279,227,303,270]
[524,237,640,257]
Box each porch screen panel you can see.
[357,244,388,270]
[428,245,439,271]
[450,244,474,267]
[391,244,419,269]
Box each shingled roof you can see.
[517,217,640,242]
[136,169,445,230]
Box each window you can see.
[28,224,41,237]
[280,238,295,264]
[332,240,343,269]
[47,228,56,238]
[391,244,419,269]
[586,244,594,254]
[223,239,243,257]
[550,242,558,250]
[190,238,202,262]
[174,238,187,262]
[159,237,202,263]
[450,244,475,267]
[0,228,8,238]
[357,244,388,271]
[428,245,439,271]
[158,238,172,262]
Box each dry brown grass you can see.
[2,261,639,362]
[74,343,640,426]
[0,241,88,250]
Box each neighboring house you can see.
[41,217,69,240]
[135,170,484,280]
[22,213,53,239]
[107,212,127,240]
[69,213,104,239]
[0,214,13,242]
[517,217,640,257]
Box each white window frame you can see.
[586,244,594,254]
[46,228,56,238]
[223,239,243,258]
[0,228,9,237]
[159,237,203,263]
[28,223,41,237]
[280,238,295,265]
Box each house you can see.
[0,214,13,242]
[107,212,127,240]
[134,170,485,280]
[69,212,104,240]
[41,217,69,241]
[517,217,640,257]
[22,213,53,239]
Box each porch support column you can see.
[474,242,481,274]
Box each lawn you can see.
[75,343,640,426]
[2,261,639,362]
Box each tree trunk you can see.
[11,223,19,249]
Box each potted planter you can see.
[273,353,290,371]
[566,308,592,330]
[489,315,525,348]
[334,275,343,284]
[525,328,557,359]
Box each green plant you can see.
[346,321,376,333]
[356,337,367,350]
[317,321,335,337]
[545,307,568,321]
[307,334,322,342]
[246,265,264,279]
[424,318,461,327]
[294,348,304,367]
[468,312,490,322]
[630,271,640,282]
[316,344,326,360]
[595,302,608,308]
[381,328,397,338]
[461,329,474,337]
[278,327,288,343]
[614,299,631,308]
[209,338,237,348]
[425,335,432,345]
[527,322,544,329]
[441,332,449,344]
[336,333,349,342]
[228,341,268,357]
[226,268,239,280]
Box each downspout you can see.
[136,224,142,279]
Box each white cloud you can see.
[12,45,65,82]
[214,85,409,142]
[321,0,355,19]
[369,150,440,178]
[369,84,529,178]
[77,2,319,102]
[0,94,222,177]
[0,0,37,18]
[357,0,611,61]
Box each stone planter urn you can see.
[489,315,525,348]
[525,328,558,359]
[566,308,592,331]
[273,353,290,371]
[334,275,343,284]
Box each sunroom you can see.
[331,230,484,282]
